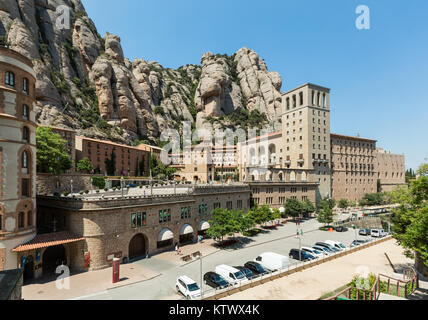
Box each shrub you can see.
[62,191,69,197]
[104,188,108,192]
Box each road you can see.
[76,218,370,300]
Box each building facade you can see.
[330,134,378,202]
[75,136,154,177]
[33,185,251,272]
[376,148,406,192]
[0,47,37,273]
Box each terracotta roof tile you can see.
[12,231,85,253]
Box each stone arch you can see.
[302,171,307,182]
[268,144,277,165]
[290,171,296,182]
[157,228,174,249]
[17,145,34,199]
[249,148,256,166]
[129,233,148,260]
[278,172,284,182]
[179,224,195,245]
[266,170,272,181]
[42,245,66,276]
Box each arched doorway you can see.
[23,255,34,283]
[179,224,194,245]
[129,233,147,260]
[42,245,66,276]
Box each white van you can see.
[372,229,387,238]
[215,265,248,286]
[371,229,381,238]
[254,252,290,271]
[325,240,347,251]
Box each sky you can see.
[82,0,428,170]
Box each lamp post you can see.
[199,254,203,300]
[120,176,124,198]
[70,179,73,194]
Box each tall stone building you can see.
[376,148,406,192]
[330,134,378,202]
[0,47,37,272]
[281,83,331,202]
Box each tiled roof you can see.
[12,231,85,253]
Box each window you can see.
[237,200,243,209]
[22,179,30,197]
[213,202,221,209]
[23,126,29,142]
[0,214,3,231]
[226,201,233,210]
[159,209,171,223]
[22,151,28,169]
[23,105,29,119]
[23,78,29,94]
[18,212,25,228]
[5,71,15,87]
[181,207,191,219]
[199,204,208,215]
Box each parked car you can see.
[254,252,290,271]
[351,240,369,248]
[203,272,229,289]
[215,265,248,285]
[359,229,371,236]
[301,247,324,258]
[313,245,331,256]
[289,249,316,261]
[371,229,383,238]
[325,240,347,251]
[335,226,348,232]
[233,266,258,280]
[315,242,340,253]
[244,261,270,276]
[176,276,201,300]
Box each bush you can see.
[79,191,84,195]
[104,188,108,192]
[84,190,89,194]
[92,176,106,189]
[62,191,69,197]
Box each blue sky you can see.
[83,0,428,170]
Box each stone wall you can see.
[36,173,92,196]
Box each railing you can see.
[324,268,418,300]
[201,236,392,300]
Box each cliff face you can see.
[0,0,284,145]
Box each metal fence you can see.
[200,235,393,300]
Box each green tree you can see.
[338,199,349,210]
[317,206,334,226]
[76,157,93,173]
[284,199,304,218]
[36,127,72,175]
[206,208,235,242]
[302,199,316,216]
[104,150,116,176]
[417,163,428,177]
[391,176,428,274]
[317,197,336,211]
[359,193,384,207]
[91,176,106,189]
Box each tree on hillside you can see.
[36,127,72,175]
[391,176,428,275]
[104,150,116,176]
[417,163,428,177]
[76,157,93,173]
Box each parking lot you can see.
[76,219,382,300]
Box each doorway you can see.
[42,245,66,276]
[129,234,147,260]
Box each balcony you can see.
[297,158,305,164]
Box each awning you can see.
[12,231,85,253]
[180,224,194,235]
[158,228,174,242]
[199,220,210,231]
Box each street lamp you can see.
[120,176,124,198]
[70,179,73,194]
[199,254,203,300]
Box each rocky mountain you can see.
[0,0,283,145]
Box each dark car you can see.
[315,242,340,253]
[203,272,229,289]
[359,229,371,236]
[351,240,369,248]
[234,266,258,280]
[335,226,348,232]
[289,249,316,261]
[244,261,269,276]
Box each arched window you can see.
[299,92,304,106]
[23,78,29,94]
[22,151,28,169]
[5,71,15,87]
[23,126,29,142]
[23,105,29,119]
[18,212,25,229]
